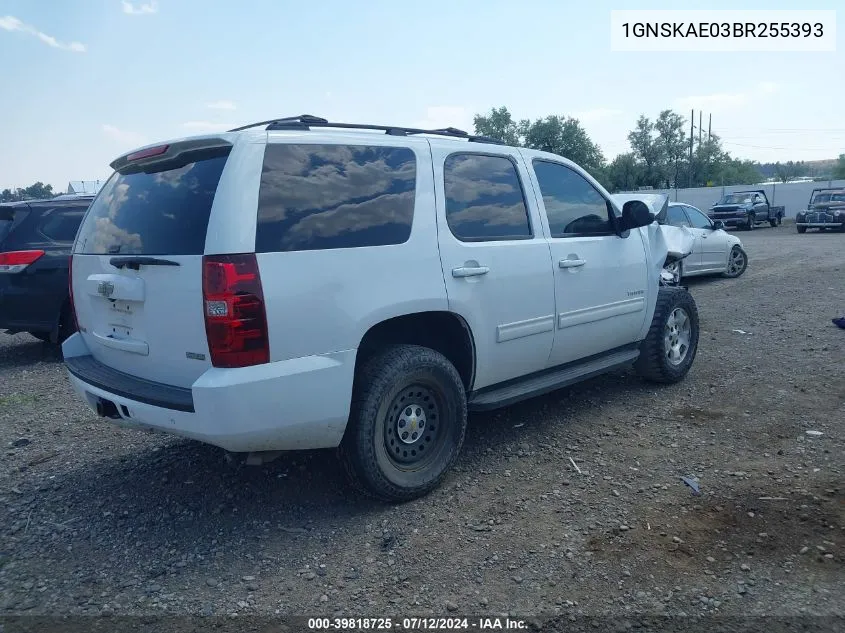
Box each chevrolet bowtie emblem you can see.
[97,281,115,298]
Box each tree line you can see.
[473,107,845,192]
[1,182,56,203]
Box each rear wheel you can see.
[340,345,467,502]
[769,218,777,228]
[797,225,806,234]
[635,287,699,384]
[723,245,748,278]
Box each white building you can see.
[67,180,103,195]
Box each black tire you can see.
[769,218,777,228]
[797,225,806,234]
[634,287,699,384]
[339,344,467,502]
[723,245,748,278]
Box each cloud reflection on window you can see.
[256,144,417,252]
[444,154,531,241]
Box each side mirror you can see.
[620,200,655,231]
[713,220,725,230]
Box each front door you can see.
[683,205,727,271]
[523,157,649,367]
[431,145,556,391]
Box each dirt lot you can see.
[0,224,843,629]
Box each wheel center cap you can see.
[397,404,427,445]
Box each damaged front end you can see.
[611,193,694,287]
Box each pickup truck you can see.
[795,188,845,233]
[707,190,785,230]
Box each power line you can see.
[721,141,840,151]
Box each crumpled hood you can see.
[610,194,695,280]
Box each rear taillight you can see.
[0,250,44,274]
[202,253,269,368]
[68,255,79,330]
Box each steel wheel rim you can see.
[383,384,444,468]
[728,248,745,275]
[664,307,692,366]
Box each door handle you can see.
[452,266,490,278]
[559,259,586,268]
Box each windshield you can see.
[810,192,845,205]
[720,193,753,204]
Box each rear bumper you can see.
[61,333,356,452]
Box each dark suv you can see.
[0,193,94,343]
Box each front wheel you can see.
[340,345,467,502]
[635,287,700,384]
[797,225,807,234]
[723,245,748,278]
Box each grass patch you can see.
[0,393,41,407]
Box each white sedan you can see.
[662,202,748,280]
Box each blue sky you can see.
[0,0,842,191]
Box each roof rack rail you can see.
[227,115,505,145]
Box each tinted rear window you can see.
[74,149,230,255]
[256,144,416,253]
[38,204,89,242]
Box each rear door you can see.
[431,145,556,390]
[71,141,236,388]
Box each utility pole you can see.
[708,113,712,140]
[699,111,702,146]
[689,109,694,188]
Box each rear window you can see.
[74,149,230,255]
[255,143,417,253]
[38,204,89,242]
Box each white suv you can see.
[63,115,700,502]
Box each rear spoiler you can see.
[610,193,669,224]
[110,137,233,174]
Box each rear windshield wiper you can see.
[110,256,180,270]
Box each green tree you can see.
[654,110,687,188]
[0,188,15,203]
[773,161,808,183]
[834,154,845,179]
[627,116,663,188]
[519,115,605,174]
[472,106,521,146]
[22,182,54,199]
[605,153,643,192]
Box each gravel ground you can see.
[0,224,843,628]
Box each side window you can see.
[666,206,691,227]
[443,153,532,241]
[685,206,712,229]
[532,160,612,237]
[256,144,417,253]
[38,205,88,242]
